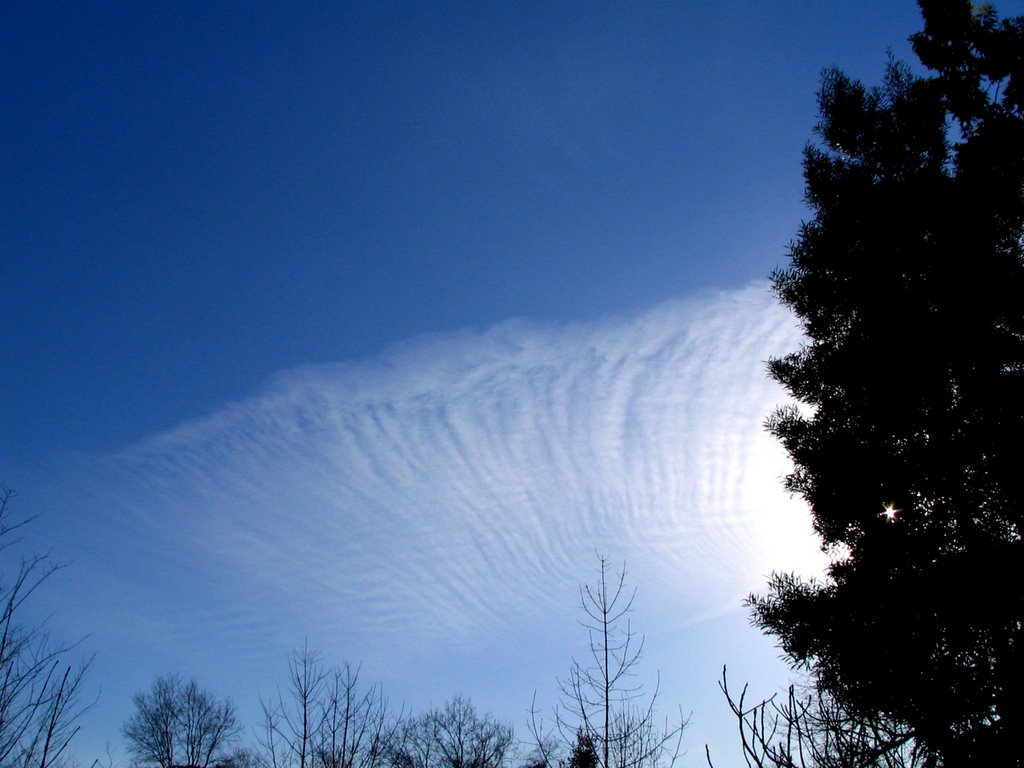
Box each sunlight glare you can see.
[880,502,899,522]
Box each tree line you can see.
[120,557,684,768]
[122,665,510,768]
[1,485,683,768]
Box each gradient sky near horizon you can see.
[6,2,1018,766]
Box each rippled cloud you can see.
[61,283,820,679]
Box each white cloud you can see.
[37,281,834,765]
[70,282,820,666]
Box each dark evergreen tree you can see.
[752,2,1024,765]
[565,731,597,768]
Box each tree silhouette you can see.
[123,674,240,768]
[387,696,512,768]
[566,731,598,768]
[713,667,923,768]
[258,645,395,768]
[551,556,684,768]
[0,485,90,768]
[752,1,1024,765]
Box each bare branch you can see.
[123,674,240,768]
[0,486,91,768]
[259,647,397,768]
[714,666,925,768]
[387,696,511,768]
[553,555,686,768]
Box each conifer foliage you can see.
[754,1,1024,764]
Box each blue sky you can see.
[5,2,1015,766]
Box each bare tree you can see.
[535,555,685,768]
[708,668,925,768]
[260,644,326,768]
[389,696,513,768]
[123,674,240,768]
[0,485,90,768]
[179,680,242,768]
[259,646,395,768]
[124,676,178,768]
[314,664,393,768]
